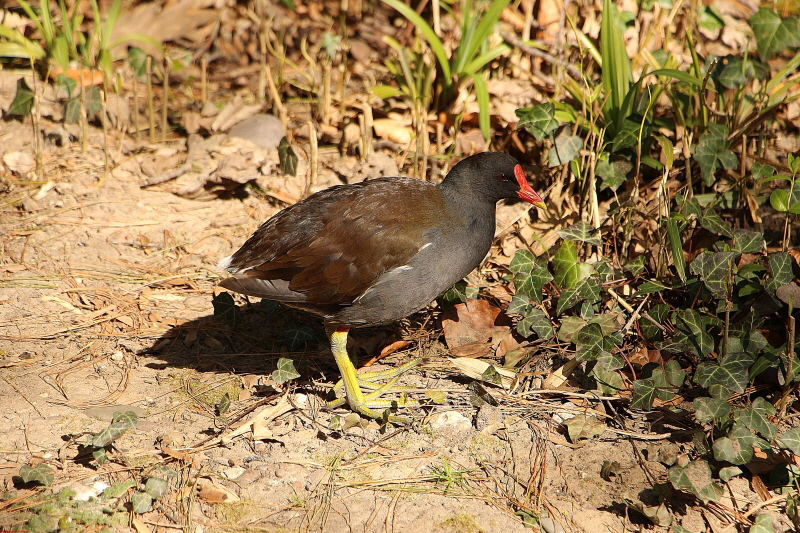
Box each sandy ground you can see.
[0,98,789,533]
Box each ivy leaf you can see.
[55,73,77,98]
[673,308,714,359]
[637,280,669,295]
[548,127,583,166]
[91,411,138,447]
[641,360,686,400]
[510,252,552,303]
[84,86,102,118]
[517,307,554,339]
[481,365,503,386]
[749,513,774,533]
[575,323,604,362]
[558,316,587,343]
[279,137,298,176]
[8,78,34,116]
[719,466,743,482]
[216,392,231,416]
[735,397,778,439]
[733,229,765,254]
[595,156,632,191]
[766,252,793,295]
[553,240,580,289]
[749,8,800,60]
[590,352,625,394]
[693,123,737,186]
[92,447,108,464]
[507,293,532,316]
[713,423,758,465]
[693,397,731,424]
[752,161,775,180]
[623,498,672,526]
[690,251,736,299]
[631,379,657,410]
[19,464,54,486]
[509,249,536,274]
[557,277,600,315]
[128,47,148,77]
[776,428,800,455]
[612,116,655,152]
[131,492,153,514]
[557,221,603,246]
[640,303,668,342]
[145,477,169,500]
[440,280,469,307]
[695,352,753,396]
[564,414,606,442]
[699,212,733,238]
[271,357,301,385]
[64,98,81,124]
[212,292,244,329]
[284,325,315,351]
[105,480,136,498]
[668,459,723,502]
[516,103,559,141]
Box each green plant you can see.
[428,457,473,494]
[15,0,119,76]
[506,211,799,522]
[379,0,512,140]
[78,410,138,465]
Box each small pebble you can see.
[222,466,245,480]
[540,516,564,533]
[110,351,124,362]
[228,114,285,151]
[428,411,472,432]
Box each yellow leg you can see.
[326,326,420,420]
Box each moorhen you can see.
[218,152,546,418]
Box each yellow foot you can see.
[325,326,423,421]
[327,359,423,416]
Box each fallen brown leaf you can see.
[441,299,512,348]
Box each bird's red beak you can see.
[514,164,546,209]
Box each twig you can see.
[141,134,202,187]
[607,287,668,333]
[716,493,789,533]
[2,375,45,418]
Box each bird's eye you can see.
[497,173,509,182]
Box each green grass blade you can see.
[647,68,704,87]
[17,0,48,43]
[766,49,800,96]
[666,215,687,282]
[465,0,511,67]
[0,26,46,59]
[600,0,633,127]
[473,74,491,140]
[381,0,451,82]
[463,44,511,75]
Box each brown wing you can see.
[222,177,448,306]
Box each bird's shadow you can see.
[141,295,408,394]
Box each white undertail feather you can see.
[216,255,233,272]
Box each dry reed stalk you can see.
[161,57,170,142]
[308,120,318,197]
[146,57,155,143]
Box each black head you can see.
[442,152,546,207]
